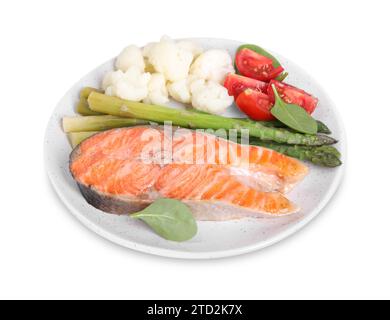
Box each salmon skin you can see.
[70,126,307,220]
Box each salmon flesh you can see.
[70,126,308,220]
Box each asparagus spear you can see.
[88,92,337,146]
[250,119,331,134]
[80,87,102,99]
[78,101,331,133]
[78,87,332,133]
[190,107,332,134]
[62,115,149,132]
[249,141,342,167]
[314,121,331,135]
[76,97,103,116]
[68,131,98,148]
[76,87,104,116]
[79,87,333,134]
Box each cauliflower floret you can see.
[190,49,235,84]
[142,42,156,73]
[144,36,193,82]
[143,73,169,105]
[177,40,204,58]
[142,42,155,57]
[115,45,145,72]
[103,66,151,101]
[189,77,206,93]
[167,79,191,104]
[190,79,234,114]
[102,70,124,91]
[167,75,202,104]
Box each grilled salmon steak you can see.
[70,126,308,220]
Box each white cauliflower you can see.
[102,70,124,91]
[101,37,234,114]
[167,75,202,104]
[103,66,151,101]
[142,42,155,57]
[115,45,145,72]
[167,79,191,104]
[190,77,206,93]
[144,36,193,82]
[177,40,204,58]
[190,49,235,84]
[142,42,156,73]
[143,73,169,105]
[190,79,234,114]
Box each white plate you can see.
[44,38,346,259]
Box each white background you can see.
[0,0,389,300]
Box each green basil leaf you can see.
[270,85,318,135]
[235,44,288,81]
[131,199,197,242]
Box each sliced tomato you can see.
[235,89,275,121]
[267,80,318,114]
[236,48,284,82]
[224,74,268,98]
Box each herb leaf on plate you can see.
[270,85,318,135]
[131,199,198,242]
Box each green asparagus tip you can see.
[317,135,338,145]
[316,120,332,135]
[312,155,342,168]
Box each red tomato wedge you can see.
[267,80,318,114]
[235,89,275,121]
[224,74,268,98]
[236,48,284,82]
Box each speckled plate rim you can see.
[45,38,347,260]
